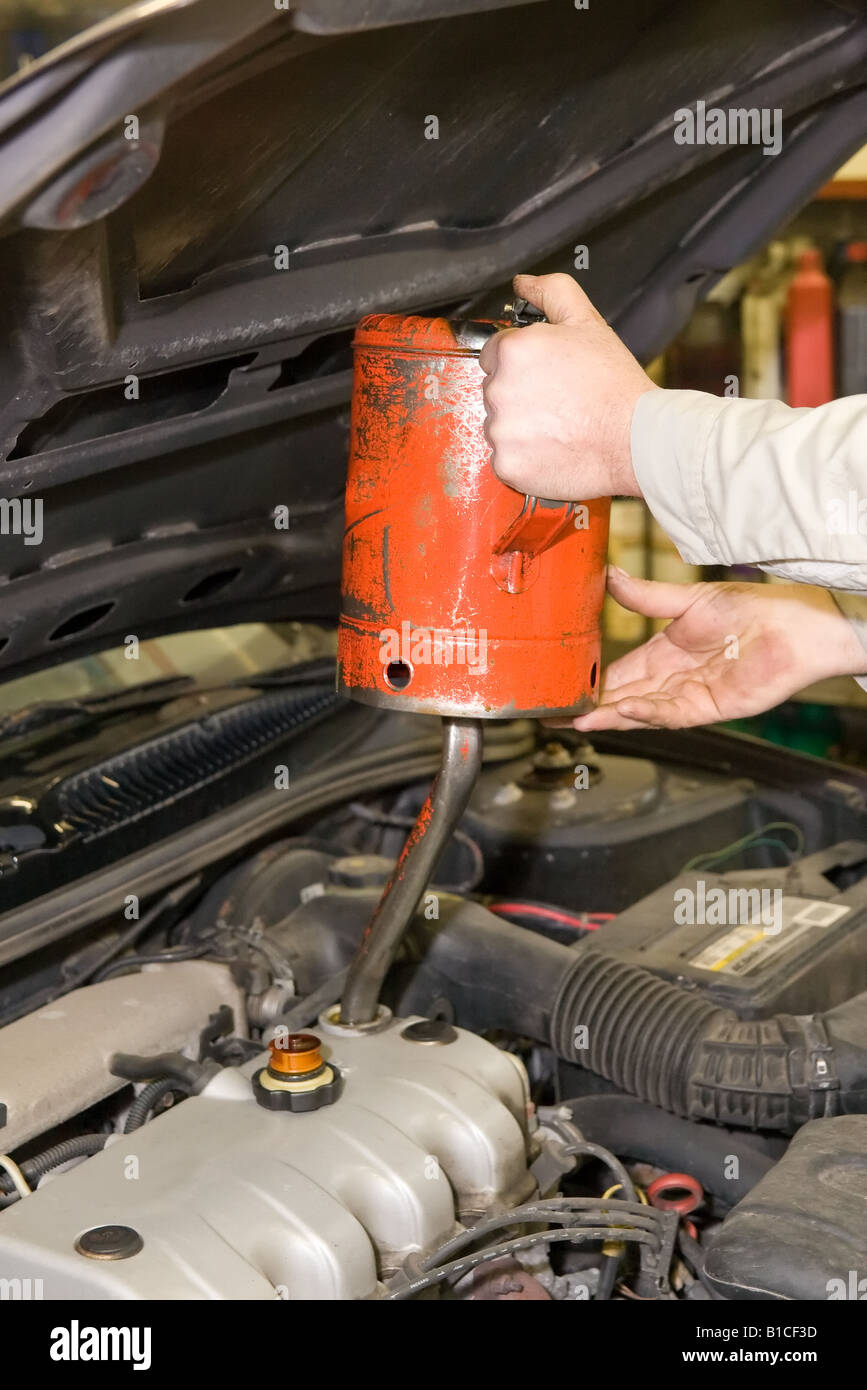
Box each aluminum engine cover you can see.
[0,1015,535,1299]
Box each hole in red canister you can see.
[384,660,413,691]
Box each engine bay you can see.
[3,709,866,1302]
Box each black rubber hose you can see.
[124,1078,189,1133]
[562,1096,779,1204]
[551,948,867,1134]
[0,1134,108,1194]
[110,1051,209,1090]
[393,896,575,1042]
[271,967,349,1035]
[394,907,867,1134]
[552,951,715,1115]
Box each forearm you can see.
[631,389,867,589]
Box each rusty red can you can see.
[337,312,610,719]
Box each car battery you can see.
[592,841,867,1018]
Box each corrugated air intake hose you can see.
[550,948,867,1133]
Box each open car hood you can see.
[0,0,865,683]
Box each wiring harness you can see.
[387,1195,679,1301]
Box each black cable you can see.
[0,1134,108,1195]
[55,876,202,998]
[420,1197,661,1270]
[93,943,212,982]
[391,1226,658,1301]
[124,1078,188,1133]
[562,1139,638,1202]
[596,1252,620,1301]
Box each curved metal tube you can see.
[340,718,484,1026]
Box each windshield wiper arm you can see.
[0,657,339,745]
[0,675,199,743]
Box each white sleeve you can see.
[630,388,867,689]
[630,388,867,592]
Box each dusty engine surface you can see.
[0,1012,535,1299]
[3,728,867,1303]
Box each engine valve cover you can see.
[0,1015,535,1300]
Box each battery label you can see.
[689,896,850,976]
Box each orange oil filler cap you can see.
[267,1033,324,1077]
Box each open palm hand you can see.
[567,568,867,731]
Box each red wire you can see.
[487,902,615,931]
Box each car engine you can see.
[2,717,866,1302]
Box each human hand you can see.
[479,272,657,501]
[559,568,867,731]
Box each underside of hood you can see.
[0,0,865,681]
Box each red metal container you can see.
[337,313,610,719]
